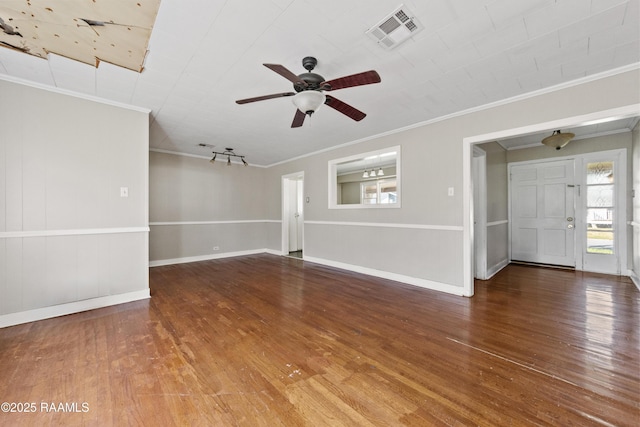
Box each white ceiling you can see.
[0,0,638,166]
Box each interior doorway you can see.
[463,104,639,297]
[282,172,304,258]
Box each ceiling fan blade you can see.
[264,63,308,87]
[324,95,366,121]
[235,92,295,104]
[291,109,306,128]
[321,70,381,91]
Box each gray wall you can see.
[0,78,150,327]
[149,151,271,264]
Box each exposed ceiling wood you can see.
[0,0,160,71]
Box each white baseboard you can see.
[486,259,510,280]
[0,289,150,329]
[629,269,640,292]
[149,249,280,267]
[303,255,467,296]
[150,250,466,296]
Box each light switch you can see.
[120,187,129,198]
[448,187,454,196]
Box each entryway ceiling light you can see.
[542,130,575,150]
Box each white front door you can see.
[510,160,576,267]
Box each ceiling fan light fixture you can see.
[542,130,575,150]
[292,90,326,115]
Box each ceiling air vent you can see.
[366,5,423,50]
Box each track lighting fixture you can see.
[206,147,248,167]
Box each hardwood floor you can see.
[0,254,638,426]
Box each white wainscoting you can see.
[0,227,150,328]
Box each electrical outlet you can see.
[448,187,454,196]
[120,187,129,197]
[213,246,220,251]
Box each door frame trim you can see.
[281,171,305,256]
[473,146,488,279]
[462,104,640,296]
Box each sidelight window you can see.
[585,161,614,255]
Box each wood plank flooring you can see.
[0,254,638,426]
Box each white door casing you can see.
[281,172,304,255]
[287,178,304,251]
[473,147,487,279]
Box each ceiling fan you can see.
[235,56,381,128]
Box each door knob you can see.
[567,224,574,229]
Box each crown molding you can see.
[0,73,151,114]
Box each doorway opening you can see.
[463,104,639,297]
[282,172,305,259]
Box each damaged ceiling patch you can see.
[0,0,161,72]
